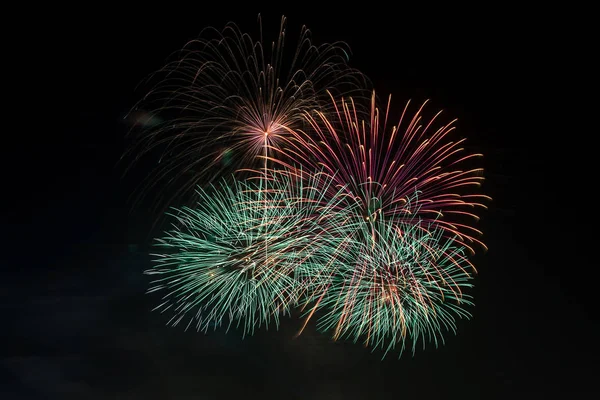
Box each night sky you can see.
[3,6,596,398]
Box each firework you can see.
[283,91,490,256]
[123,15,369,216]
[145,169,350,335]
[299,209,474,358]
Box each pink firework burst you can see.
[282,91,490,256]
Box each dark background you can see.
[3,6,596,398]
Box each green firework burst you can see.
[146,169,349,336]
[304,209,474,358]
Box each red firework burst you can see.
[281,91,490,256]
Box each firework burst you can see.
[282,91,490,256]
[299,209,474,358]
[145,169,350,335]
[123,15,369,216]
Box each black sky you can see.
[3,6,596,398]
